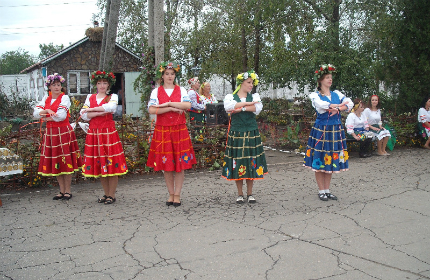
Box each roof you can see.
[20,37,141,73]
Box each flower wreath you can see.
[233,70,259,95]
[45,73,65,87]
[155,61,181,80]
[90,70,116,86]
[314,64,336,79]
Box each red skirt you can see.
[38,125,83,176]
[146,124,196,172]
[82,127,128,177]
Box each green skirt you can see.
[222,129,268,180]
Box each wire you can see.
[0,1,95,8]
[1,24,90,30]
[0,27,91,36]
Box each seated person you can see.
[418,96,430,149]
[363,95,391,155]
[345,98,374,158]
[187,77,205,123]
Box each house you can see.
[20,32,143,117]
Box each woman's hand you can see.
[353,134,361,141]
[156,102,170,108]
[170,107,185,114]
[328,108,339,116]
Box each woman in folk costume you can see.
[303,64,353,201]
[417,96,430,149]
[33,73,82,200]
[222,70,268,204]
[187,77,205,123]
[80,71,127,205]
[147,61,196,207]
[199,82,218,105]
[363,95,391,155]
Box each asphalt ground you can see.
[1,147,429,280]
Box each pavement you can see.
[1,147,430,280]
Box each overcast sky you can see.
[0,0,100,57]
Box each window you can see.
[67,71,91,95]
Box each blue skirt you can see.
[303,123,349,173]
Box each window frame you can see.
[67,71,91,96]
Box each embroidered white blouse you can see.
[345,112,369,134]
[80,94,118,121]
[33,94,70,122]
[223,93,263,115]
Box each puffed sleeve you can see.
[309,92,330,114]
[418,108,427,123]
[102,94,118,113]
[147,88,159,109]
[223,94,236,112]
[80,94,92,121]
[334,90,353,112]
[33,95,47,119]
[188,90,205,110]
[180,87,190,102]
[345,113,355,134]
[252,93,263,115]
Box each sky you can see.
[0,0,100,57]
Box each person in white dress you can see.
[363,95,391,155]
[418,96,430,149]
[345,99,373,158]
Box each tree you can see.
[99,0,122,71]
[0,49,36,75]
[38,43,64,61]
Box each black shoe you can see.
[173,202,181,207]
[166,201,174,206]
[98,195,108,203]
[325,192,338,200]
[53,193,64,200]
[62,193,72,200]
[104,196,116,204]
[318,193,328,201]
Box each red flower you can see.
[328,67,334,71]
[91,75,95,79]
[96,71,102,75]
[315,70,319,74]
[320,67,323,71]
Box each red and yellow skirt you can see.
[82,127,128,177]
[38,125,83,176]
[146,124,196,172]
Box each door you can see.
[124,72,142,117]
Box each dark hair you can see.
[421,96,430,108]
[317,73,329,91]
[367,95,380,109]
[353,98,364,110]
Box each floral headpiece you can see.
[45,73,65,87]
[188,77,199,85]
[91,70,116,86]
[155,61,181,80]
[233,70,259,95]
[236,70,259,87]
[314,64,336,79]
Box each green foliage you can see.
[0,86,33,119]
[133,46,155,118]
[38,43,64,61]
[0,48,35,75]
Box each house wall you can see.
[43,40,141,91]
[0,74,28,98]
